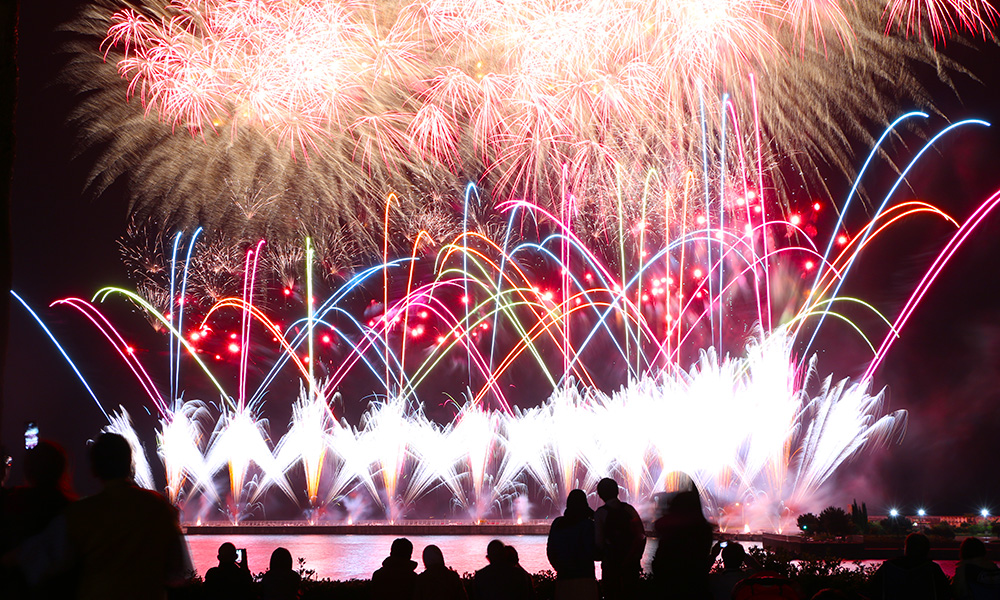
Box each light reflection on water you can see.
[186,534,656,580]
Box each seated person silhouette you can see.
[868,533,949,600]
[953,536,1000,600]
[259,547,301,600]
[475,539,534,600]
[371,537,418,600]
[204,542,252,600]
[709,542,758,600]
[414,544,467,600]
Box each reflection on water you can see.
[186,534,657,580]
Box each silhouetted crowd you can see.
[2,438,999,599]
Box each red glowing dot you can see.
[190,332,201,341]
[804,260,815,271]
[436,336,446,344]
[747,191,757,200]
[696,215,706,225]
[125,346,134,354]
[461,295,469,304]
[228,343,240,353]
[584,273,593,281]
[813,202,822,211]
[754,205,762,213]
[322,335,331,343]
[283,288,291,296]
[215,354,222,360]
[837,235,848,245]
[789,214,801,226]
[302,356,310,363]
[692,268,703,278]
[642,294,649,302]
[230,332,238,339]
[419,311,428,319]
[481,323,489,330]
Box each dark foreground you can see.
[170,547,879,599]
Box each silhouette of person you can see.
[505,545,535,599]
[204,542,253,599]
[474,539,534,600]
[15,432,191,600]
[414,544,467,600]
[547,489,598,600]
[868,532,949,600]
[952,536,1000,600]
[651,479,713,599]
[1,440,75,554]
[1,441,77,600]
[594,477,646,600]
[708,542,757,600]
[371,537,418,600]
[259,546,301,600]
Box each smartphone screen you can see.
[236,549,246,563]
[719,541,728,548]
[24,422,39,450]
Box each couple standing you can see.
[546,478,646,600]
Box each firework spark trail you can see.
[158,399,217,504]
[51,297,167,415]
[10,291,110,421]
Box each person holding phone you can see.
[12,433,191,600]
[204,542,252,600]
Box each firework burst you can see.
[62,0,992,257]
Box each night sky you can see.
[4,0,1000,518]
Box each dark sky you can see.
[4,0,1000,517]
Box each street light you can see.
[889,509,899,518]
[981,508,991,518]
[917,509,926,517]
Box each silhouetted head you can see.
[667,489,704,518]
[565,489,593,518]
[90,433,133,481]
[505,545,520,566]
[721,543,746,569]
[390,537,413,560]
[904,533,930,560]
[960,537,987,560]
[486,539,506,564]
[25,441,68,489]
[597,478,619,502]
[218,542,238,564]
[422,545,445,569]
[269,547,293,572]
